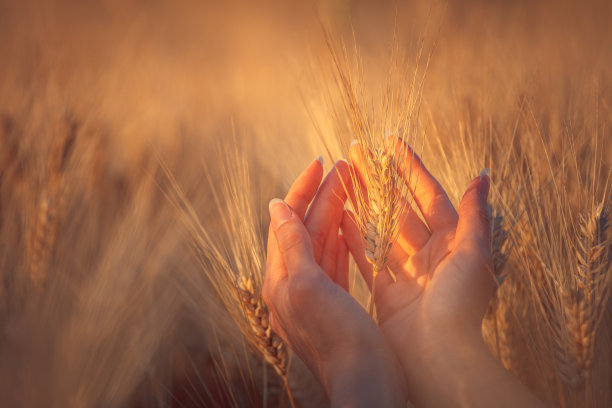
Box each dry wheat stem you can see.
[159,149,297,407]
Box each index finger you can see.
[266,157,324,286]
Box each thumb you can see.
[269,198,316,276]
[455,168,491,253]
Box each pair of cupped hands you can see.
[264,140,544,407]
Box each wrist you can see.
[383,313,493,407]
[397,325,543,408]
[326,349,404,408]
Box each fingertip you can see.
[335,158,350,173]
[457,175,492,245]
[329,159,352,195]
[478,168,491,198]
[479,167,491,179]
[269,198,293,231]
[310,156,325,179]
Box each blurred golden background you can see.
[0,0,610,406]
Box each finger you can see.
[269,199,316,277]
[320,227,338,279]
[305,160,351,263]
[455,169,492,254]
[395,199,431,256]
[340,210,393,294]
[393,138,458,232]
[335,235,350,291]
[452,169,495,315]
[266,157,324,285]
[285,156,325,219]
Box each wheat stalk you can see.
[159,145,297,408]
[236,276,296,407]
[312,34,427,317]
[560,202,611,389]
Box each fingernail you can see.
[350,139,359,148]
[269,198,292,230]
[336,158,349,167]
[478,168,490,197]
[316,155,323,165]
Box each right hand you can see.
[342,139,494,355]
[342,140,544,407]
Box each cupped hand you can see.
[263,158,404,407]
[344,139,494,332]
[342,140,497,403]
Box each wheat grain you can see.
[28,123,75,287]
[313,34,427,317]
[236,276,287,378]
[559,202,611,389]
[160,145,298,408]
[236,276,296,407]
[491,211,509,284]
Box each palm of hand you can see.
[343,141,494,356]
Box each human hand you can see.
[342,140,545,407]
[263,158,404,407]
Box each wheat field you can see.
[0,0,611,407]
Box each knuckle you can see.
[277,226,304,255]
[286,191,308,214]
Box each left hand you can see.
[263,158,404,407]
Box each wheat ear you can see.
[360,149,406,316]
[491,212,509,281]
[29,124,76,286]
[236,276,296,407]
[314,35,426,318]
[159,147,297,407]
[560,202,611,388]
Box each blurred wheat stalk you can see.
[161,145,298,408]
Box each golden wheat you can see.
[311,34,428,317]
[1,1,611,406]
[160,144,299,407]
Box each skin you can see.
[264,158,404,407]
[263,144,546,407]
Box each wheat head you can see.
[313,34,427,317]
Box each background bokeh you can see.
[0,0,610,406]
